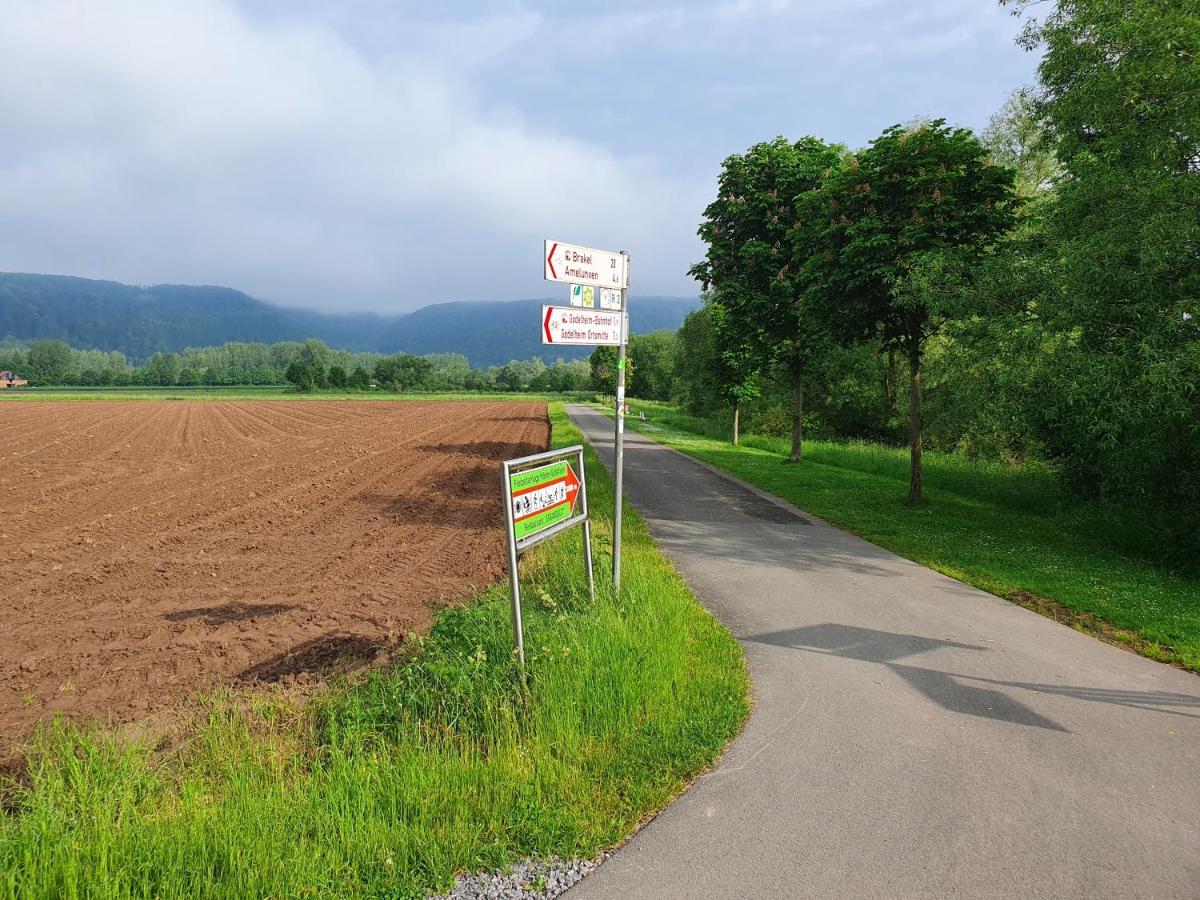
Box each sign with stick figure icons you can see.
[570,284,595,308]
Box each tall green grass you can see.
[0,404,748,899]
[616,399,1200,672]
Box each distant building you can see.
[0,370,29,389]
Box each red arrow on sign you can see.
[544,305,554,343]
[546,242,558,279]
[512,463,581,522]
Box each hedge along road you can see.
[564,405,1200,899]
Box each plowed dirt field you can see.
[0,400,548,745]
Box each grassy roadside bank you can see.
[0,403,748,898]
[606,400,1200,673]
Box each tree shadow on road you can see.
[747,622,1200,730]
[949,672,1200,720]
[746,623,1066,730]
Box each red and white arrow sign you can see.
[512,462,581,523]
[544,239,627,289]
[542,305,623,346]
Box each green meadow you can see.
[609,399,1200,672]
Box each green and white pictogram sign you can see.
[569,284,596,308]
[509,459,582,541]
[502,444,594,666]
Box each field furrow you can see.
[0,400,548,743]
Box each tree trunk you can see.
[732,402,740,446]
[908,347,923,502]
[885,348,897,406]
[789,383,803,462]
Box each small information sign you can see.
[545,240,627,289]
[569,284,595,308]
[509,459,581,541]
[502,445,594,665]
[541,305,622,346]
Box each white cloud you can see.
[0,0,699,310]
[843,41,880,59]
[715,0,882,22]
[415,11,542,68]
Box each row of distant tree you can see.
[0,337,592,394]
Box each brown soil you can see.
[0,400,548,746]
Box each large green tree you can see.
[145,352,182,386]
[691,136,843,461]
[26,340,72,384]
[799,121,1016,500]
[589,345,633,396]
[373,353,433,391]
[981,88,1061,201]
[628,331,678,401]
[1004,0,1200,550]
[673,302,761,443]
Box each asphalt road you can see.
[565,404,1200,900]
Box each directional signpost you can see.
[502,445,594,666]
[541,306,622,346]
[545,240,627,290]
[542,239,630,595]
[498,240,632,665]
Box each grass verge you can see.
[609,399,1200,672]
[0,402,748,898]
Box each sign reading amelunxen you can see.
[544,240,627,289]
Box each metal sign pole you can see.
[577,446,596,603]
[612,251,629,594]
[501,461,526,667]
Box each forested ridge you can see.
[0,272,696,366]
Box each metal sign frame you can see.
[501,444,595,665]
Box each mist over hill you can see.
[0,273,699,367]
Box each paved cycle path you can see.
[565,405,1199,899]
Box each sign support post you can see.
[612,251,629,595]
[579,462,596,604]
[503,479,525,666]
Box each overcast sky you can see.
[0,1,1039,313]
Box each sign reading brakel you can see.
[502,444,595,665]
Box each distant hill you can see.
[0,273,699,367]
[0,273,386,359]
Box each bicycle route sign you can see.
[509,458,582,541]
